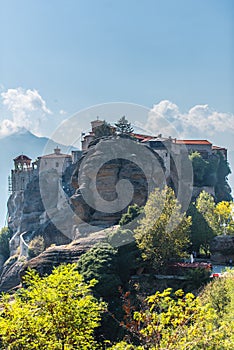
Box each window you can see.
[56,162,59,168]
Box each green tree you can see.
[107,228,142,283]
[94,120,115,139]
[115,116,134,135]
[187,203,215,255]
[112,288,230,349]
[196,190,220,234]
[77,243,122,297]
[215,201,234,235]
[119,204,143,226]
[0,264,105,349]
[134,187,191,270]
[200,270,234,346]
[0,227,11,260]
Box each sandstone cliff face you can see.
[7,136,168,259]
[3,136,168,291]
[0,256,25,292]
[0,229,109,292]
[71,136,166,227]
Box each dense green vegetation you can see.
[77,243,121,298]
[135,187,191,270]
[189,151,232,202]
[0,227,12,261]
[0,265,234,349]
[110,272,234,349]
[0,184,233,348]
[188,190,234,255]
[0,264,105,349]
[119,204,143,226]
[28,235,45,259]
[94,120,115,139]
[115,116,133,135]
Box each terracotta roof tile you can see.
[175,140,212,145]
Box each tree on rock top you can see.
[115,116,134,135]
[94,120,115,139]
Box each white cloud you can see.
[0,87,52,137]
[144,100,234,139]
[0,119,21,136]
[59,109,67,115]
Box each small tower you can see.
[54,146,61,155]
[91,118,104,132]
[11,154,33,192]
[13,154,32,171]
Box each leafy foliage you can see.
[189,192,234,255]
[200,275,231,317]
[0,264,105,349]
[187,202,215,255]
[107,228,142,283]
[77,243,122,297]
[134,187,191,270]
[112,288,231,349]
[200,270,234,346]
[115,116,133,134]
[215,201,234,235]
[196,191,219,234]
[119,204,143,226]
[0,227,12,260]
[28,235,45,259]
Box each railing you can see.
[19,232,29,257]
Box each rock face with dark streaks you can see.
[7,137,166,258]
[3,136,168,292]
[0,256,25,292]
[71,136,165,227]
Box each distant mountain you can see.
[0,129,78,228]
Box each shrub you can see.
[28,235,45,259]
[0,227,12,260]
[0,264,105,349]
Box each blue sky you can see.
[0,1,234,180]
[0,0,233,116]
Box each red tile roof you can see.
[131,133,152,140]
[175,140,212,145]
[212,145,226,150]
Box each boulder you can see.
[0,228,110,292]
[0,256,25,292]
[210,235,234,264]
